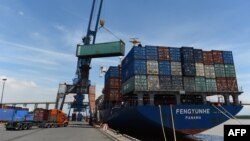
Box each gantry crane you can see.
[55,0,124,125]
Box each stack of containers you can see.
[146,46,160,91]
[223,51,238,91]
[122,47,147,94]
[121,45,239,95]
[181,47,195,92]
[158,47,171,90]
[104,66,122,101]
[170,47,183,90]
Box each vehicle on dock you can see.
[5,108,68,130]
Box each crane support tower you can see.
[55,0,125,125]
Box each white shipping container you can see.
[204,65,215,78]
[147,60,159,74]
[171,62,182,75]
[147,75,160,90]
[195,63,205,76]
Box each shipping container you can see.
[171,62,182,75]
[122,60,147,82]
[33,108,49,122]
[204,65,216,78]
[0,109,15,121]
[159,76,172,90]
[212,51,224,64]
[105,66,120,82]
[104,88,121,101]
[122,75,147,94]
[214,64,225,77]
[122,46,146,67]
[147,75,160,91]
[227,78,238,91]
[146,46,158,60]
[76,40,125,58]
[183,77,195,91]
[158,47,170,60]
[158,61,171,75]
[223,51,234,64]
[216,77,228,91]
[169,47,181,61]
[224,64,236,77]
[193,49,203,63]
[195,77,206,92]
[206,78,217,92]
[181,47,194,62]
[147,60,159,74]
[105,77,121,89]
[203,51,214,65]
[182,62,196,76]
[195,63,205,76]
[171,76,183,90]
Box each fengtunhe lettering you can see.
[176,109,210,114]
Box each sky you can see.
[0,0,250,114]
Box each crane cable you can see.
[98,19,121,41]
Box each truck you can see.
[5,108,68,130]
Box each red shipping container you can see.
[158,47,170,60]
[212,50,224,64]
[105,77,121,89]
[104,88,121,101]
[216,77,228,91]
[89,85,95,94]
[203,51,214,65]
[227,78,238,91]
[33,108,49,122]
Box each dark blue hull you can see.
[100,105,242,137]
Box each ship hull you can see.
[99,105,242,138]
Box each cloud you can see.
[18,11,24,16]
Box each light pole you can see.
[1,78,7,109]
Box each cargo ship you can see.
[97,45,243,139]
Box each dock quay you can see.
[0,121,138,141]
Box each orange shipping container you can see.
[49,109,68,126]
[203,51,214,65]
[212,51,223,64]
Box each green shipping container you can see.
[206,78,217,92]
[224,64,236,77]
[195,77,206,92]
[76,40,125,58]
[122,75,147,94]
[214,64,225,77]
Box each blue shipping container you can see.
[193,49,203,63]
[181,47,194,62]
[159,76,172,90]
[122,60,147,82]
[170,47,181,61]
[223,51,234,64]
[105,66,120,82]
[182,63,196,76]
[146,46,158,60]
[122,46,146,67]
[0,109,15,121]
[158,61,171,75]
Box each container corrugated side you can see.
[169,47,181,61]
[171,62,182,75]
[76,40,125,58]
[214,64,225,77]
[204,65,216,78]
[223,51,234,64]
[171,76,183,90]
[227,78,238,91]
[122,75,147,94]
[159,76,171,90]
[181,47,194,62]
[194,49,203,63]
[182,62,196,76]
[158,61,171,75]
[122,60,147,82]
[203,51,214,65]
[105,66,119,82]
[212,51,224,64]
[147,75,160,91]
[224,64,236,77]
[0,109,15,121]
[216,77,228,91]
[206,78,217,92]
[183,77,195,91]
[122,46,146,67]
[195,63,205,76]
[147,60,159,74]
[195,77,206,92]
[158,47,170,60]
[146,46,158,60]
